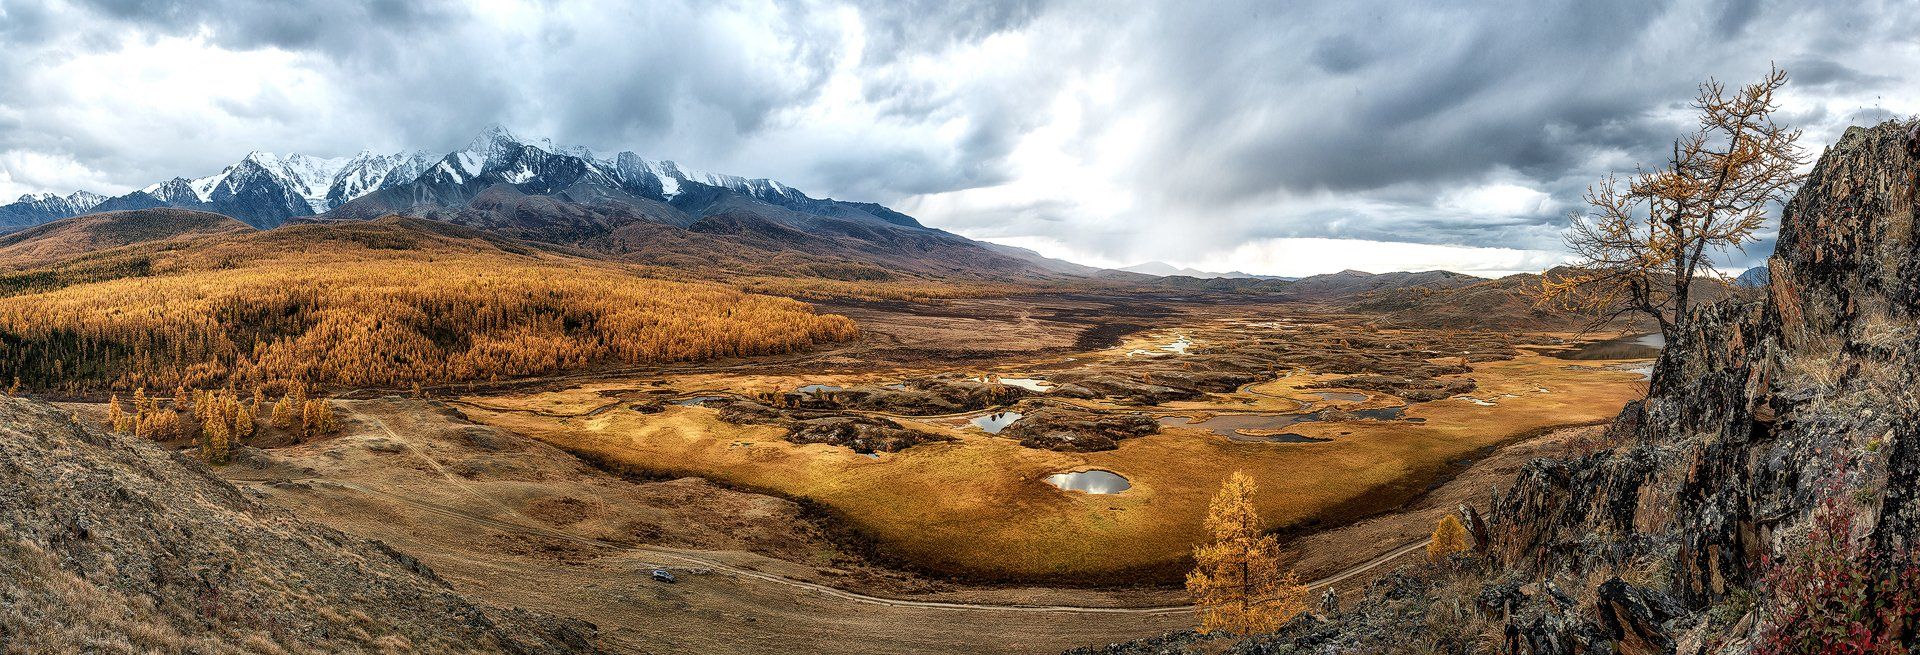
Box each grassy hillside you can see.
[0,208,252,268]
[0,216,856,393]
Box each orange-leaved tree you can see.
[1542,66,1805,340]
[1187,471,1308,635]
[1428,514,1471,563]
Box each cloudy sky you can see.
[0,0,1913,276]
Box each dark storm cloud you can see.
[71,0,461,53]
[847,0,1049,64]
[0,0,1913,273]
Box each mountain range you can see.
[0,126,1091,287]
[0,125,923,233]
[0,126,1650,324]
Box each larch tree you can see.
[201,412,230,465]
[1428,514,1472,563]
[1542,67,1806,340]
[106,394,127,432]
[1187,471,1308,635]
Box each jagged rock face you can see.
[0,397,600,654]
[1485,120,1920,642]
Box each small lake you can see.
[1127,335,1194,357]
[672,396,725,406]
[1562,333,1666,360]
[1161,404,1421,441]
[796,384,843,394]
[972,376,1054,393]
[969,411,1023,434]
[1045,469,1131,494]
[1348,406,1425,422]
[1160,413,1327,442]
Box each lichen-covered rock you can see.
[1480,119,1920,646]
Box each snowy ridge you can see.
[1,124,899,231]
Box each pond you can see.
[1159,413,1328,442]
[1348,406,1425,422]
[972,376,1054,393]
[1161,404,1422,441]
[796,384,843,394]
[1562,333,1666,360]
[1045,469,1131,494]
[969,411,1023,434]
[1127,335,1194,357]
[672,396,726,407]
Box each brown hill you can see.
[0,208,252,269]
[0,396,599,653]
[1351,266,1729,331]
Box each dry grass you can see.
[463,352,1647,583]
[0,535,290,655]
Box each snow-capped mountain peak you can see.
[462,124,529,167]
[325,149,435,208]
[11,190,105,213]
[0,124,896,231]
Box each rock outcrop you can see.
[0,397,600,654]
[1067,119,1920,654]
[1001,405,1161,452]
[1476,120,1920,651]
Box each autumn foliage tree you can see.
[1428,514,1472,563]
[0,240,858,393]
[1542,67,1806,339]
[1187,471,1308,635]
[300,399,337,439]
[190,388,256,464]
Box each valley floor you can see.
[62,292,1652,654]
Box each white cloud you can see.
[1,0,1916,278]
[1440,182,1556,218]
[1204,238,1571,278]
[0,150,120,199]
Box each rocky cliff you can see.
[1070,120,1920,654]
[0,397,602,654]
[1479,118,1920,653]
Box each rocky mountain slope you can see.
[0,397,600,654]
[1074,120,1920,654]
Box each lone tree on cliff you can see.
[1187,471,1308,635]
[1543,67,1806,339]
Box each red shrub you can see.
[1757,496,1920,655]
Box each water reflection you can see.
[970,411,1023,434]
[1045,470,1131,494]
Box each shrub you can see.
[1757,495,1920,654]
